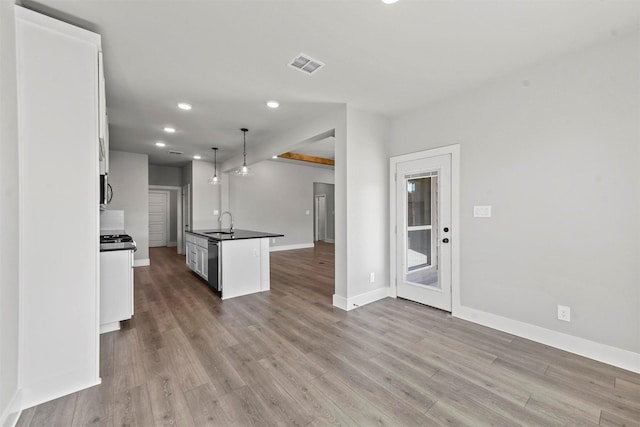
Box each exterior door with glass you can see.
[396,153,452,311]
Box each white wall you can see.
[108,151,149,263]
[191,160,222,230]
[230,160,334,248]
[0,2,21,425]
[344,107,390,300]
[390,34,640,355]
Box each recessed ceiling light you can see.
[178,102,192,110]
[266,100,279,109]
[155,141,166,147]
[382,0,399,3]
[163,127,176,133]
[193,155,201,160]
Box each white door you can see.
[149,191,169,247]
[315,195,327,241]
[396,153,452,311]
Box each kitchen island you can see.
[185,229,283,300]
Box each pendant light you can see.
[208,147,220,185]
[234,128,253,176]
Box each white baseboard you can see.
[167,241,177,247]
[133,258,150,267]
[454,306,640,374]
[333,287,389,311]
[1,389,22,427]
[332,294,348,310]
[323,238,335,243]
[270,243,314,252]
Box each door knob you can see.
[442,238,450,243]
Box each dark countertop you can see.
[100,242,136,252]
[187,229,284,242]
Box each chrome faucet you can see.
[218,211,234,233]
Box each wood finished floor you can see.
[18,242,640,426]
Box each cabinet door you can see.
[194,246,203,275]
[202,247,208,280]
[185,242,191,265]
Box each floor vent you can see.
[288,53,325,75]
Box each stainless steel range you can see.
[100,234,136,252]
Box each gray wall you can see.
[149,164,182,187]
[108,151,150,262]
[390,34,640,353]
[313,182,335,241]
[168,190,178,243]
[230,160,335,248]
[0,1,21,424]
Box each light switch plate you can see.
[214,209,219,215]
[473,205,492,218]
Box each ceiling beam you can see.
[278,152,335,166]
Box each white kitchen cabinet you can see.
[194,236,208,280]
[100,249,134,334]
[15,5,102,405]
[185,233,208,280]
[197,245,208,280]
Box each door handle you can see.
[442,238,450,243]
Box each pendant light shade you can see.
[234,128,253,176]
[208,147,220,185]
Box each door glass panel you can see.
[405,174,439,288]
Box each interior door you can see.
[149,191,169,247]
[396,154,452,311]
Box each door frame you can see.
[149,185,182,252]
[182,183,191,255]
[389,144,461,313]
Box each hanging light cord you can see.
[242,128,248,166]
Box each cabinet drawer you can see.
[194,236,208,248]
[186,234,196,243]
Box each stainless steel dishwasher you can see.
[207,239,220,291]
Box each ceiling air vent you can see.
[288,53,325,75]
[168,150,183,155]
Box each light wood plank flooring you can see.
[18,242,640,426]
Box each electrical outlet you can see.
[557,305,571,322]
[272,238,276,244]
[369,272,375,283]
[213,209,219,215]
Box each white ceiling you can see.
[26,0,640,167]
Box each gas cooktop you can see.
[100,234,133,243]
[100,234,136,252]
